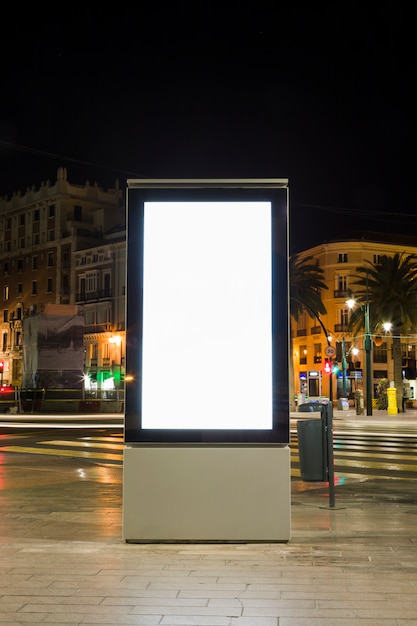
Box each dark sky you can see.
[0,4,414,253]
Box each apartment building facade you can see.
[0,167,125,391]
[291,235,417,405]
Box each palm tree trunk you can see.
[289,336,296,412]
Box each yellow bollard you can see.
[387,386,398,414]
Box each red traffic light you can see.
[324,358,332,374]
[0,361,4,371]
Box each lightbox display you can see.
[125,180,289,444]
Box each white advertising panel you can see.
[141,201,272,430]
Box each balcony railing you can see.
[84,323,112,334]
[334,290,350,298]
[76,289,112,302]
[310,326,321,335]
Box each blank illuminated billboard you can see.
[125,181,289,444]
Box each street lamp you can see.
[364,297,372,416]
[346,296,372,416]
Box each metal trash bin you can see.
[297,402,326,481]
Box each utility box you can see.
[297,402,327,481]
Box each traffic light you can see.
[0,361,4,372]
[332,361,340,374]
[336,342,343,361]
[324,358,332,374]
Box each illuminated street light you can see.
[346,295,372,416]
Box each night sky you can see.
[0,5,414,253]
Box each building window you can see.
[86,310,96,325]
[336,274,347,291]
[337,253,348,263]
[46,277,53,293]
[6,218,11,230]
[33,233,40,245]
[49,204,55,218]
[340,308,349,328]
[297,312,306,330]
[3,286,9,300]
[373,254,381,264]
[48,229,55,241]
[32,281,38,295]
[3,309,8,323]
[299,345,307,365]
[2,333,6,351]
[373,343,388,363]
[104,273,111,296]
[3,261,10,275]
[19,237,25,249]
[86,272,98,293]
[47,252,54,267]
[314,343,322,364]
[62,274,69,294]
[17,283,23,296]
[33,209,40,222]
[74,205,82,221]
[32,256,38,270]
[17,259,24,272]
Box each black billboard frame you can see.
[125,179,289,445]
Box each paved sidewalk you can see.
[1,422,417,624]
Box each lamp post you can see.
[364,297,373,416]
[346,286,373,416]
[341,336,348,398]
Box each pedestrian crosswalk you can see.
[2,427,417,479]
[291,430,417,481]
[0,433,125,466]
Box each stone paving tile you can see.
[1,450,417,623]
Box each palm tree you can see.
[289,254,328,410]
[348,253,417,412]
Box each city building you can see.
[291,234,417,407]
[2,168,417,412]
[75,224,126,396]
[0,168,125,394]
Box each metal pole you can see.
[342,336,347,397]
[329,364,333,403]
[365,300,373,416]
[325,402,335,508]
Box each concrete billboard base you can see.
[123,445,291,543]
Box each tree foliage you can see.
[290,254,328,321]
[289,254,328,410]
[348,253,417,412]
